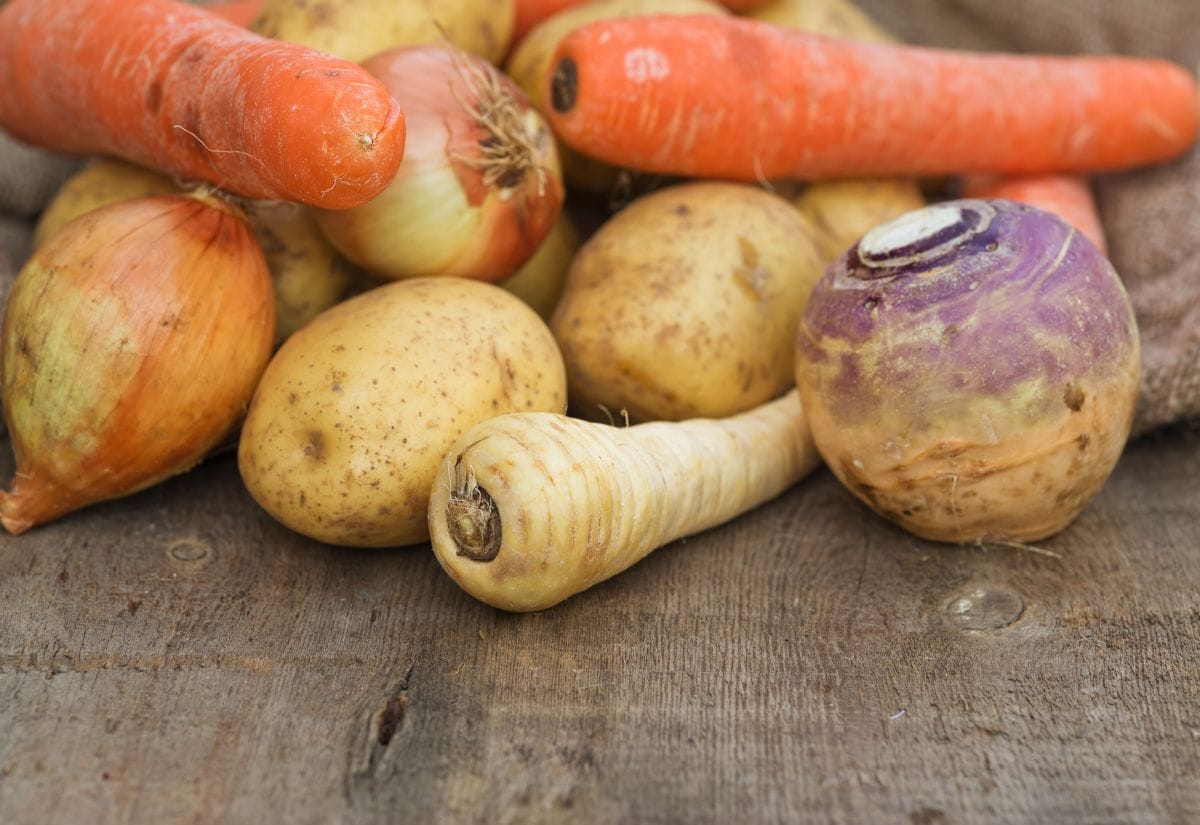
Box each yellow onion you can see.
[314,43,564,283]
[0,192,275,534]
[498,210,580,320]
[33,158,354,342]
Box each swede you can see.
[795,199,1140,544]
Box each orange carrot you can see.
[545,15,1199,181]
[962,174,1108,254]
[0,0,405,210]
[204,0,265,26]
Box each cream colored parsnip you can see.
[429,389,820,612]
[550,181,826,422]
[238,278,567,548]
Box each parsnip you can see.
[428,388,820,612]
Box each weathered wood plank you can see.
[1,426,1198,825]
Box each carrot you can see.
[428,388,820,612]
[962,174,1108,255]
[0,0,405,210]
[544,15,1200,181]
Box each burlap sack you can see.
[0,0,1198,435]
[0,132,80,218]
[0,221,17,313]
[854,0,1200,434]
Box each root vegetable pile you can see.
[0,0,1196,612]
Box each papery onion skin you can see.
[0,193,275,534]
[313,44,563,283]
[795,198,1140,544]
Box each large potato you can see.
[550,182,826,422]
[238,277,567,547]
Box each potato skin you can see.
[550,181,826,422]
[251,0,515,65]
[237,277,567,547]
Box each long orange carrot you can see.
[545,15,1199,181]
[963,174,1108,254]
[0,0,405,209]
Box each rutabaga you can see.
[795,198,1140,544]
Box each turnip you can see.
[794,199,1140,544]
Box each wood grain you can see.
[1,424,1198,824]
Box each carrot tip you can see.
[550,58,578,114]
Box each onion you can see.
[0,192,276,534]
[314,43,564,283]
[497,210,580,320]
[795,199,1140,544]
[32,158,355,343]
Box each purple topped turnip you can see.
[795,199,1140,544]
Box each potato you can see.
[237,277,567,548]
[32,158,177,248]
[792,178,927,264]
[550,181,826,422]
[251,0,516,65]
[243,202,357,340]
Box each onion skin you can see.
[0,193,275,534]
[314,45,563,283]
[795,199,1140,544]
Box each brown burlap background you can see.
[1,0,1198,436]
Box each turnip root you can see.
[428,388,819,612]
[795,199,1140,544]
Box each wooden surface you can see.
[1,422,1199,825]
